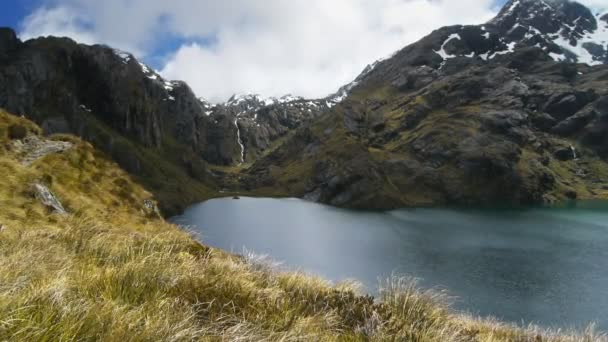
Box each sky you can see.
[0,0,604,102]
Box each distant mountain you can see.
[244,0,608,208]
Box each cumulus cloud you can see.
[20,6,97,45]
[20,0,604,102]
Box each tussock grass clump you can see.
[0,109,605,341]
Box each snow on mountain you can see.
[489,0,607,65]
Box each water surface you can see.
[171,197,608,330]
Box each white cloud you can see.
[159,0,501,102]
[19,5,144,56]
[578,0,608,11]
[20,0,504,102]
[20,6,96,45]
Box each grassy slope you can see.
[0,109,604,341]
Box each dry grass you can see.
[0,109,605,341]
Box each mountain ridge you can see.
[241,0,608,209]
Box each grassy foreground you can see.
[0,109,605,341]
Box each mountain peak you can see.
[488,0,607,65]
[0,27,20,55]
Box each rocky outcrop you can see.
[0,29,333,171]
[11,135,73,166]
[32,183,67,214]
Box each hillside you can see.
[244,0,608,209]
[1,108,605,341]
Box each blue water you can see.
[171,197,608,331]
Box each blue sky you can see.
[0,0,539,101]
[1,0,37,30]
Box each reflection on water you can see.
[171,197,608,330]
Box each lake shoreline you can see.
[171,197,608,331]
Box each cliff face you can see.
[0,29,227,166]
[0,28,334,212]
[0,28,330,170]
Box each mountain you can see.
[243,0,608,208]
[0,27,337,213]
[209,93,330,163]
[2,0,608,211]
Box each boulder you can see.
[32,183,67,214]
[554,147,577,161]
[530,112,557,131]
[480,110,528,134]
[543,91,596,121]
[551,106,597,136]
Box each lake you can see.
[171,197,608,331]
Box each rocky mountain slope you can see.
[0,27,337,213]
[244,0,608,208]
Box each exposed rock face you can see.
[11,135,73,166]
[0,30,332,169]
[0,28,18,58]
[32,183,67,214]
[245,0,608,208]
[211,94,329,163]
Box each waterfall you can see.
[570,145,577,160]
[235,118,245,164]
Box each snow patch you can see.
[549,52,567,61]
[138,62,150,74]
[79,104,92,112]
[434,33,462,60]
[488,41,517,59]
[506,0,521,14]
[113,49,131,64]
[549,13,608,65]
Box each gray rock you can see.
[551,106,597,136]
[32,183,67,214]
[302,188,322,202]
[480,110,528,134]
[543,92,596,121]
[531,112,557,131]
[11,135,73,166]
[0,28,19,57]
[554,147,577,161]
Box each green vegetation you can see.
[67,111,218,216]
[0,109,605,341]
